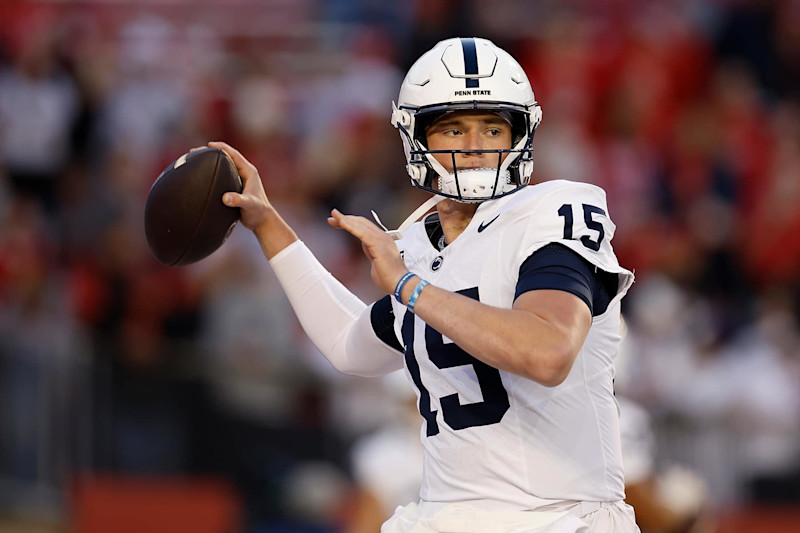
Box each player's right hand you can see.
[206,141,273,234]
[193,142,298,259]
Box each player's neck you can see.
[436,199,480,244]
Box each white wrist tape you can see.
[270,241,403,377]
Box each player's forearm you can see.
[253,206,299,259]
[270,241,404,377]
[402,283,581,386]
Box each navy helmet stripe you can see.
[460,38,479,88]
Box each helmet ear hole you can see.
[408,163,426,184]
[519,160,534,182]
[392,107,413,128]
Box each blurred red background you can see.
[0,1,798,532]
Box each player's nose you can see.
[462,130,486,154]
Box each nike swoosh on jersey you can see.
[477,215,500,233]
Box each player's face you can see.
[425,111,513,173]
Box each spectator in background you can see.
[618,396,714,533]
[620,275,800,507]
[616,318,715,533]
[0,13,78,214]
[345,371,423,533]
[102,15,188,162]
[298,27,410,223]
[0,199,89,492]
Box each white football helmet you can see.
[391,37,542,202]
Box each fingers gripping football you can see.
[328,209,409,294]
[207,141,272,233]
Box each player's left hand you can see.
[328,209,408,294]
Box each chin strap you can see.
[371,194,445,240]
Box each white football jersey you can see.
[390,179,635,510]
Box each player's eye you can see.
[487,128,502,136]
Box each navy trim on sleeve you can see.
[370,295,404,353]
[515,243,618,316]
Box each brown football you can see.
[144,147,242,266]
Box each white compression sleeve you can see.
[269,240,404,377]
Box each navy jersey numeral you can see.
[401,288,510,437]
[558,203,606,251]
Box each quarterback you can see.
[210,37,638,532]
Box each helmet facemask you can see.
[399,104,537,202]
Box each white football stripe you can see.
[174,153,189,168]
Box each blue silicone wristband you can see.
[394,272,417,303]
[407,279,429,313]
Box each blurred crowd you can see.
[0,0,798,531]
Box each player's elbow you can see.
[326,349,386,377]
[326,356,381,378]
[331,330,404,378]
[522,347,577,387]
[538,363,572,387]
[327,357,361,376]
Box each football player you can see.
[210,37,638,533]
